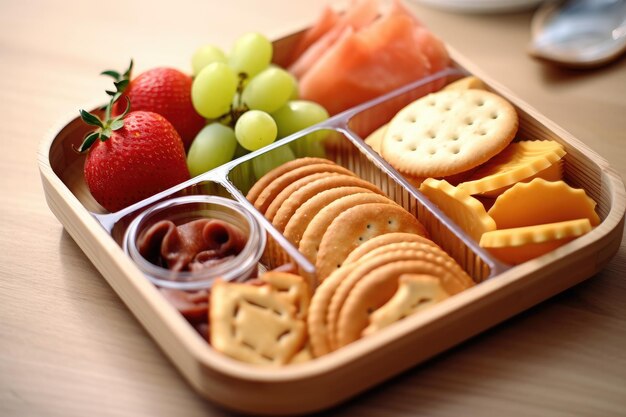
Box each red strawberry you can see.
[77,101,190,212]
[104,61,205,150]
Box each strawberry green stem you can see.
[101,59,133,103]
[75,97,131,153]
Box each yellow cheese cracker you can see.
[458,140,566,197]
[419,178,496,242]
[479,218,592,264]
[488,178,601,229]
[442,76,487,92]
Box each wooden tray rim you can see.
[36,43,626,397]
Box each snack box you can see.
[37,28,625,415]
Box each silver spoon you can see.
[529,0,626,67]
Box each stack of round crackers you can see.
[229,157,476,362]
[246,157,430,281]
[307,232,474,357]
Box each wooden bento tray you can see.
[37,29,625,415]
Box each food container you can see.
[123,195,265,291]
[37,28,625,415]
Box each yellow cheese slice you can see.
[479,218,592,264]
[419,178,496,242]
[480,159,563,197]
[364,123,388,155]
[458,140,566,197]
[442,76,487,91]
[488,178,601,229]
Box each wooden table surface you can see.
[2,0,625,415]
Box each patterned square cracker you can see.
[210,280,306,365]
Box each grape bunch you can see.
[187,33,329,178]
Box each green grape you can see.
[241,67,295,113]
[288,71,299,100]
[229,33,272,78]
[234,110,277,151]
[272,100,329,138]
[191,44,227,76]
[272,100,329,157]
[186,123,237,177]
[269,63,298,100]
[252,145,295,179]
[192,62,237,119]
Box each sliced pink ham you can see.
[289,0,380,78]
[287,5,341,66]
[299,13,449,115]
[293,0,450,115]
[413,26,449,75]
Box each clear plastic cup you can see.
[123,195,265,291]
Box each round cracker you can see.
[381,90,518,177]
[265,172,339,222]
[344,232,437,265]
[307,263,358,357]
[254,163,356,214]
[357,242,475,289]
[272,175,384,232]
[326,249,440,351]
[299,195,397,266]
[315,203,428,281]
[283,186,382,248]
[327,247,472,350]
[246,157,335,205]
[336,260,460,348]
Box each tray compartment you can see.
[36,27,626,416]
[224,115,493,282]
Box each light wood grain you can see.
[2,0,626,416]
